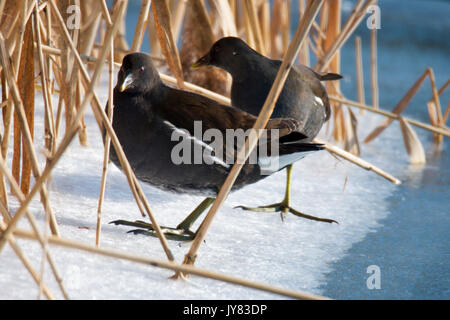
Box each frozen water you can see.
[0,72,402,299]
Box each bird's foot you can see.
[234,203,338,224]
[110,220,196,241]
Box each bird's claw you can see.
[235,204,338,224]
[110,219,196,241]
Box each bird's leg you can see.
[110,197,216,241]
[235,165,338,224]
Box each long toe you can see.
[128,228,196,241]
[234,204,338,224]
[234,204,282,212]
[110,219,155,229]
[289,207,338,224]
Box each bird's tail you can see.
[316,72,343,81]
[258,142,324,175]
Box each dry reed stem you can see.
[49,2,146,219]
[298,0,310,66]
[323,0,343,142]
[0,155,68,299]
[314,137,401,184]
[208,0,238,37]
[281,0,291,54]
[100,0,112,26]
[243,0,266,55]
[344,107,361,156]
[315,0,373,73]
[0,32,60,236]
[49,0,174,261]
[0,0,6,18]
[172,0,187,42]
[180,0,229,95]
[443,102,450,125]
[44,4,58,153]
[18,17,35,195]
[315,1,328,54]
[131,0,151,52]
[427,68,443,142]
[0,0,131,252]
[147,10,162,58]
[38,190,51,300]
[363,69,430,143]
[180,0,325,272]
[270,0,283,58]
[243,1,256,50]
[1,72,13,162]
[0,99,8,108]
[0,139,10,222]
[260,0,271,54]
[355,36,365,108]
[11,2,28,193]
[152,0,184,89]
[160,73,231,105]
[428,79,449,124]
[12,98,21,185]
[96,30,115,247]
[399,117,426,165]
[0,221,54,300]
[12,227,330,300]
[330,95,450,137]
[33,2,56,158]
[370,27,379,108]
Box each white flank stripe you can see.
[163,120,229,168]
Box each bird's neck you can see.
[228,58,264,84]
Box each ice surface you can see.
[0,74,399,299]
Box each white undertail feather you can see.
[259,151,317,175]
[314,96,324,106]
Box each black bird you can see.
[193,37,342,221]
[108,52,333,240]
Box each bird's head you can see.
[192,37,256,74]
[117,53,161,93]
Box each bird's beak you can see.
[191,52,211,69]
[120,73,134,92]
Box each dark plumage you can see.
[107,52,328,238]
[108,52,323,197]
[194,37,342,141]
[193,37,342,223]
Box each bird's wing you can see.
[155,88,307,141]
[153,88,309,165]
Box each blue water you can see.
[293,0,449,300]
[123,0,449,299]
[319,0,450,299]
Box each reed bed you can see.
[0,0,448,300]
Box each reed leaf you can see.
[399,117,426,165]
[344,107,361,156]
[364,69,429,143]
[17,17,34,195]
[152,0,184,88]
[180,0,229,95]
[208,0,238,37]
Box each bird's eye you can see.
[139,66,145,73]
[232,51,237,56]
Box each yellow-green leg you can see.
[236,165,337,224]
[111,197,216,241]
